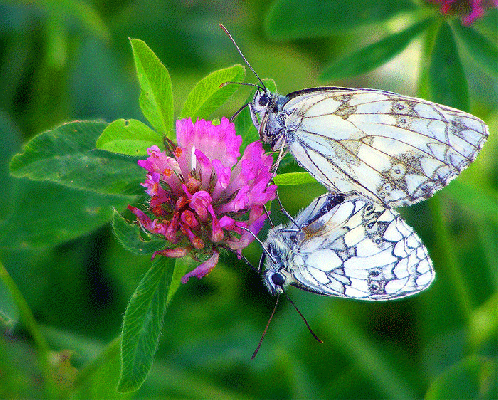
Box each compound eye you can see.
[258,93,269,106]
[271,273,285,287]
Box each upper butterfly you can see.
[222,25,489,208]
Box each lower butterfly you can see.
[260,193,435,300]
[222,25,489,208]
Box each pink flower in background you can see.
[129,118,276,283]
[429,0,498,25]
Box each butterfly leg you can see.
[271,146,288,174]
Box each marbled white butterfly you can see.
[261,193,435,300]
[222,25,489,208]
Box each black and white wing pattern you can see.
[261,193,435,300]
[251,87,489,208]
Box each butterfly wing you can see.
[287,194,435,300]
[280,87,488,207]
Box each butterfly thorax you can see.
[250,89,288,151]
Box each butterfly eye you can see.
[258,93,269,106]
[271,273,285,287]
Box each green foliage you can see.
[112,210,165,255]
[130,39,174,138]
[0,180,135,248]
[452,22,498,77]
[72,338,132,400]
[119,257,179,392]
[180,64,245,120]
[97,119,163,156]
[273,171,315,186]
[321,18,434,80]
[426,355,497,399]
[429,22,469,111]
[265,0,415,39]
[9,121,144,195]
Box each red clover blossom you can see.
[430,0,498,24]
[129,117,277,284]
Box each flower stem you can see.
[72,335,121,390]
[0,260,58,399]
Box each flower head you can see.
[129,118,276,283]
[429,0,497,25]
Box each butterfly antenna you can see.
[251,294,280,359]
[273,188,299,229]
[283,292,323,344]
[220,81,259,88]
[220,24,267,90]
[229,102,250,122]
[240,227,278,266]
[237,252,258,274]
[264,204,275,228]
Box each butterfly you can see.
[222,25,489,208]
[260,192,435,300]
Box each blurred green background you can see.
[0,0,496,398]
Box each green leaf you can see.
[180,65,245,120]
[321,18,433,80]
[416,20,441,100]
[97,119,162,156]
[265,0,415,39]
[443,180,498,224]
[428,22,469,111]
[452,22,498,77]
[130,39,174,137]
[273,171,316,186]
[41,0,110,41]
[469,293,498,350]
[0,179,136,249]
[168,258,192,304]
[0,260,57,398]
[72,338,132,400]
[9,121,144,195]
[426,355,497,400]
[118,257,176,392]
[112,210,165,255]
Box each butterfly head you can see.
[264,270,288,295]
[259,236,293,295]
[250,88,287,150]
[250,88,272,126]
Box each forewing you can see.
[289,196,435,300]
[283,88,488,207]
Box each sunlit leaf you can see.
[97,119,162,156]
[130,39,174,138]
[321,18,433,80]
[469,293,498,350]
[180,65,245,120]
[273,172,315,186]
